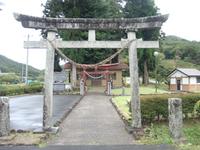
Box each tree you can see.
[43,0,123,69]
[123,0,160,85]
[0,74,20,84]
[54,52,62,72]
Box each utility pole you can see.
[25,34,29,85]
[154,51,159,93]
[21,64,24,82]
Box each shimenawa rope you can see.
[47,39,134,69]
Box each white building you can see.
[168,68,200,92]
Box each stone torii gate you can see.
[14,13,168,130]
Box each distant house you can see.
[168,68,200,92]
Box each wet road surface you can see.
[10,95,81,131]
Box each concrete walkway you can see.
[50,93,134,145]
[0,145,175,150]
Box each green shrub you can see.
[0,84,43,96]
[193,100,200,117]
[128,93,200,123]
[29,84,43,93]
[0,74,20,84]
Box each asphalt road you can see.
[9,95,81,131]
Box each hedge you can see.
[127,93,200,123]
[0,84,43,96]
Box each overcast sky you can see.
[0,0,200,70]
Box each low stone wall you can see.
[53,83,65,92]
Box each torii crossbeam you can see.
[14,13,168,131]
[14,13,168,30]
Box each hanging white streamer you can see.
[85,71,104,79]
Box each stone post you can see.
[168,98,183,142]
[0,97,10,137]
[72,63,77,88]
[128,32,142,128]
[88,30,96,41]
[80,79,85,96]
[43,29,57,129]
[122,86,125,96]
[66,70,70,84]
[107,81,112,96]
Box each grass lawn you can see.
[112,85,169,95]
[112,96,131,122]
[112,96,200,149]
[138,121,200,150]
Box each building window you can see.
[197,77,200,83]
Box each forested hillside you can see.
[161,35,200,65]
[0,55,41,79]
[153,36,200,82]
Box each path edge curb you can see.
[109,98,133,134]
[53,95,85,128]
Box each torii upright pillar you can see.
[72,63,77,88]
[128,32,142,128]
[43,29,57,129]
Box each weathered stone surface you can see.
[128,32,142,129]
[43,30,57,129]
[24,40,159,49]
[72,63,77,88]
[53,72,66,92]
[88,30,96,41]
[54,71,67,83]
[80,79,84,96]
[107,82,112,96]
[53,83,65,92]
[0,97,10,137]
[168,98,183,141]
[14,13,168,30]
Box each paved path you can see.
[10,95,81,131]
[50,93,134,145]
[0,145,175,150]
